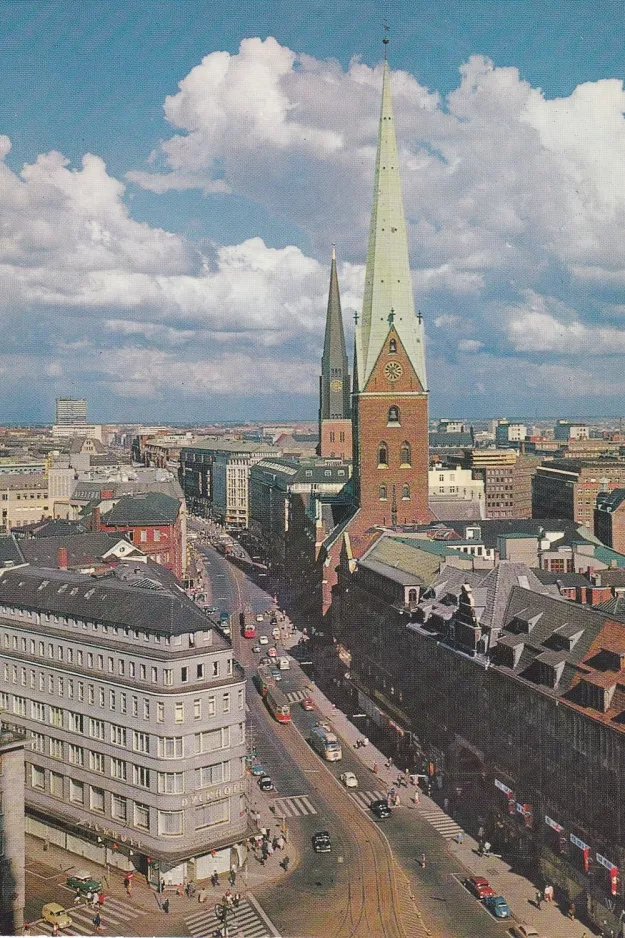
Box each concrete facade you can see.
[0,567,247,883]
[0,724,26,935]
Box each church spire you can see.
[357,57,427,389]
[318,246,352,458]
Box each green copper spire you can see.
[357,59,427,389]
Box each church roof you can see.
[357,60,427,389]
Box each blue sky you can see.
[1,0,625,422]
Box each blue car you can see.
[484,895,510,919]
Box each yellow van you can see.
[42,903,73,929]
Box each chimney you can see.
[93,507,101,531]
[58,547,68,571]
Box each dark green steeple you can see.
[319,246,351,424]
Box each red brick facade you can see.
[319,418,352,460]
[353,327,431,529]
[95,515,183,581]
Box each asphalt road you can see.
[196,541,513,938]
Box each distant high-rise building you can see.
[319,246,352,459]
[55,397,87,425]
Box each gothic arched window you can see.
[402,483,411,500]
[378,442,388,467]
[400,442,412,467]
[379,484,388,500]
[408,588,417,603]
[389,338,397,354]
[388,406,400,425]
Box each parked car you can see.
[252,645,261,654]
[256,614,264,622]
[66,871,102,896]
[267,647,277,658]
[41,904,73,930]
[312,831,332,853]
[259,635,269,645]
[340,772,358,788]
[301,696,315,711]
[510,927,540,938]
[370,799,391,819]
[250,764,266,776]
[484,896,511,919]
[258,775,274,792]
[465,876,495,900]
[272,627,281,639]
[270,668,282,681]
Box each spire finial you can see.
[331,242,336,262]
[383,23,390,60]
[388,308,395,325]
[354,310,359,326]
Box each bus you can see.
[309,726,342,761]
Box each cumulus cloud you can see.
[5,36,625,418]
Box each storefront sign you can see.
[570,833,590,851]
[545,815,564,833]
[516,803,533,827]
[596,852,618,871]
[494,778,513,796]
[180,780,245,808]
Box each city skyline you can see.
[1,1,624,422]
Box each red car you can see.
[466,876,495,900]
[301,697,315,711]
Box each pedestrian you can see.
[282,855,290,871]
[198,888,207,904]
[544,884,553,903]
[535,890,542,910]
[229,867,236,886]
[419,852,426,868]
[92,912,102,932]
[233,893,241,909]
[52,925,59,938]
[91,893,100,910]
[267,841,274,857]
[568,902,575,921]
[74,888,81,903]
[363,737,369,747]
[224,889,233,907]
[413,790,420,805]
[443,797,449,812]
[177,883,184,897]
[86,891,93,906]
[373,761,379,774]
[23,924,31,936]
[163,898,170,914]
[98,892,104,908]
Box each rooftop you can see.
[101,492,180,525]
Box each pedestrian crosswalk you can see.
[285,689,307,703]
[271,794,317,817]
[418,804,463,839]
[33,897,143,935]
[185,894,280,938]
[349,789,388,811]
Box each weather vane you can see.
[383,22,390,58]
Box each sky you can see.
[2,0,625,423]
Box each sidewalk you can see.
[302,675,592,938]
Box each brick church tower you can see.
[352,53,430,527]
[319,246,352,459]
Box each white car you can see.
[256,614,264,622]
[510,928,539,938]
[340,772,359,789]
[259,635,269,645]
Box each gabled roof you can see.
[0,535,25,568]
[19,533,142,569]
[102,492,180,525]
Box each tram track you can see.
[222,555,406,938]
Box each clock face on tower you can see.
[384,360,403,382]
[330,379,343,392]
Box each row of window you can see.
[29,766,234,833]
[11,700,243,753]
[0,609,209,650]
[1,632,229,684]
[377,441,412,468]
[1,680,242,721]
[30,733,238,790]
[379,484,411,501]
